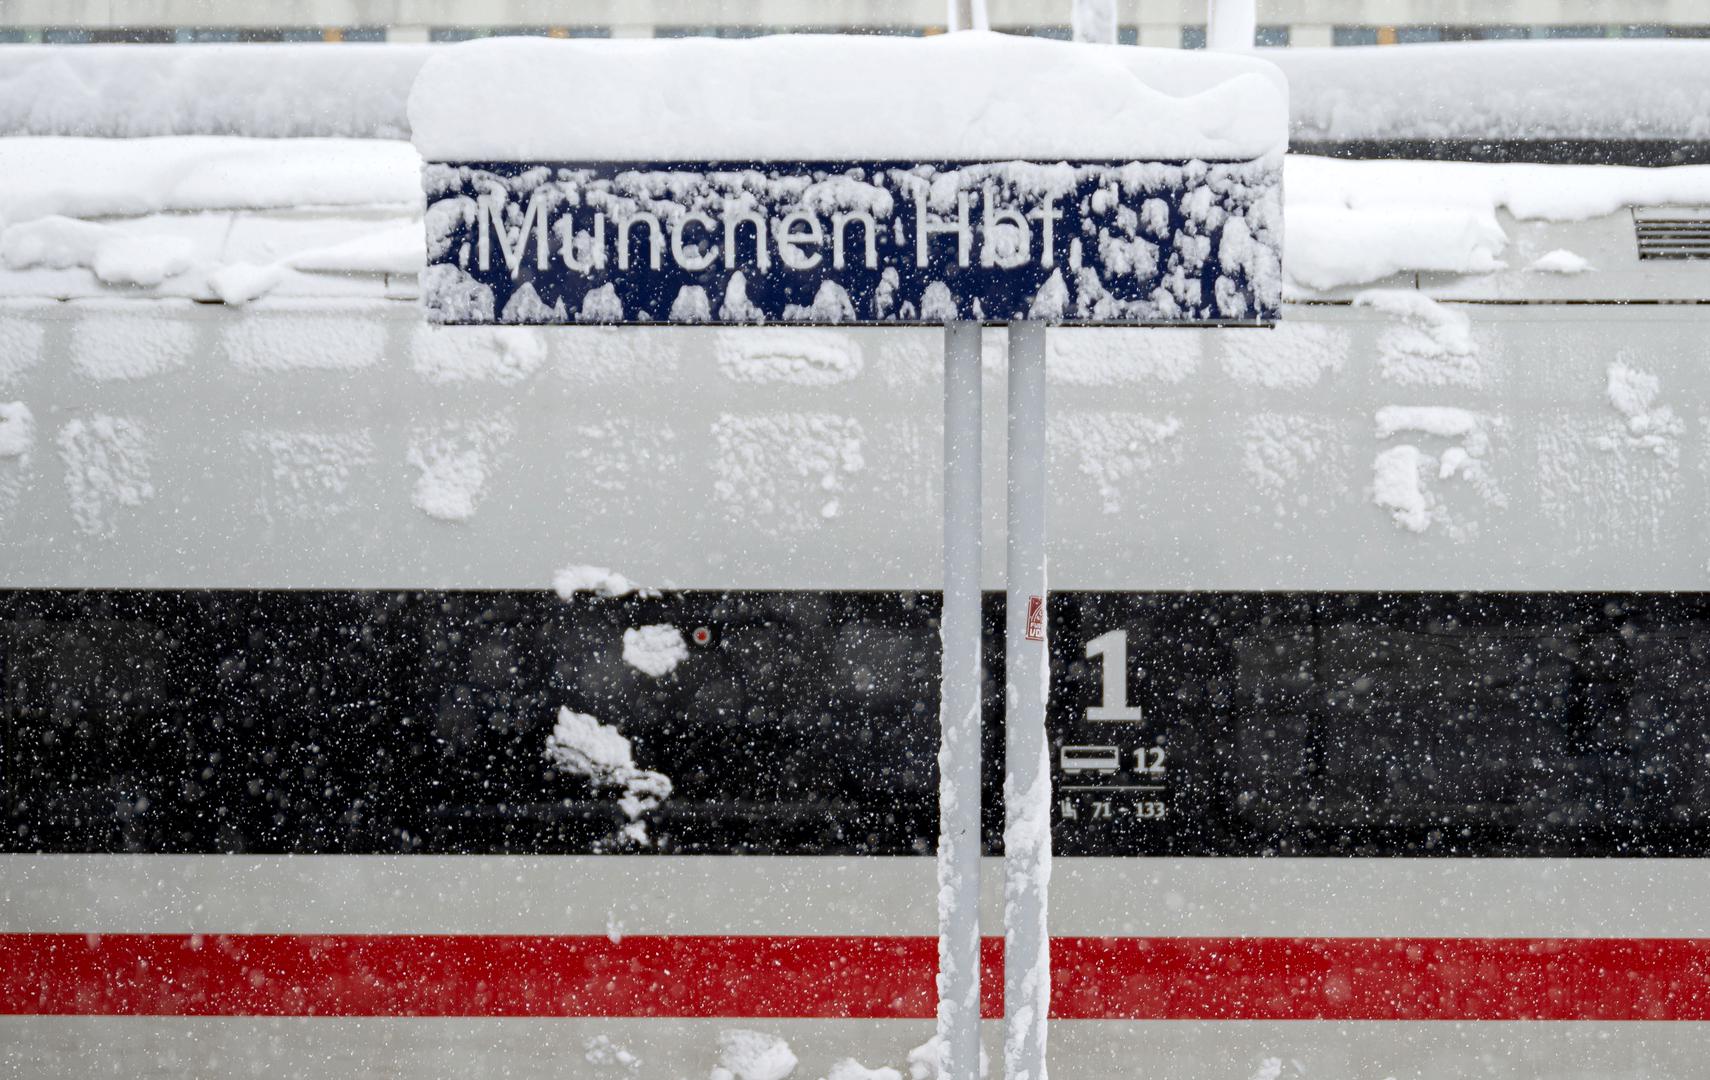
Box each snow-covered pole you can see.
[948,0,990,32]
[938,319,984,1080]
[937,12,987,1080]
[1002,320,1050,1080]
[1207,0,1257,50]
[1071,0,1118,44]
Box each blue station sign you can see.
[419,158,1282,327]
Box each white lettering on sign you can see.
[831,211,878,270]
[981,184,1030,270]
[1028,199,1063,270]
[670,211,719,271]
[916,191,973,269]
[559,212,608,273]
[472,189,1063,278]
[615,212,664,271]
[1085,628,1143,722]
[479,192,551,278]
[723,210,771,273]
[775,210,824,270]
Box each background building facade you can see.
[1,0,1708,46]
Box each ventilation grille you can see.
[1636,210,1710,260]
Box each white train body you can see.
[3,134,1710,1080]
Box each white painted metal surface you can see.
[938,320,984,1080]
[2,0,1699,35]
[1003,321,1050,1080]
[6,1016,1709,1080]
[7,294,1710,593]
[7,855,1710,1078]
[10,856,1710,937]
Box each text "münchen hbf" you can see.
[475,188,1068,277]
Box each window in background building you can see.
[1000,26,1073,40]
[1395,26,1443,43]
[431,27,524,41]
[1618,24,1670,37]
[1532,25,1608,38]
[0,29,40,42]
[1181,25,1287,48]
[175,29,290,43]
[46,27,176,43]
[1667,26,1710,37]
[430,26,609,42]
[1439,26,1527,40]
[1119,26,1138,44]
[94,27,174,42]
[792,26,923,36]
[276,28,388,42]
[653,26,770,38]
[1333,26,1378,46]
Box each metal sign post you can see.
[941,319,1053,1080]
[938,318,984,1080]
[1003,320,1050,1080]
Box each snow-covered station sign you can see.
[409,34,1287,326]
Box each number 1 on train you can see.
[1086,628,1144,722]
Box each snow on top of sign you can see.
[1273,41,1710,144]
[407,32,1288,163]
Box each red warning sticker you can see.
[1025,595,1046,642]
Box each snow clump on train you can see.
[56,413,154,535]
[543,707,671,843]
[823,1060,903,1080]
[1353,290,1480,387]
[583,1034,640,1071]
[905,1035,987,1079]
[0,216,195,287]
[1529,249,1592,274]
[553,564,656,599]
[711,1029,797,1080]
[1603,362,1682,455]
[0,402,32,458]
[407,416,512,522]
[1371,406,1501,537]
[413,325,546,384]
[622,624,688,677]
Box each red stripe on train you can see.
[3,935,1708,1020]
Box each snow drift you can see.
[408,32,1288,162]
[1273,41,1710,144]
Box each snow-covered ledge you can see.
[406,32,1288,327]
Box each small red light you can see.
[692,627,712,646]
